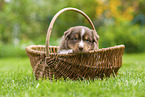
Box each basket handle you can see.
[46,7,97,57]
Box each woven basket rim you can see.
[25,45,125,57]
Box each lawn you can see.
[0,53,145,97]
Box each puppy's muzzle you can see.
[78,40,84,51]
[79,46,83,51]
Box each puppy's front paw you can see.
[67,49,73,53]
[59,49,73,54]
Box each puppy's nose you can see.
[79,47,83,51]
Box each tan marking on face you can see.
[75,34,79,39]
[84,35,88,40]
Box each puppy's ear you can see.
[92,30,99,43]
[92,30,99,49]
[64,29,72,39]
[59,29,72,51]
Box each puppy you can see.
[58,26,99,54]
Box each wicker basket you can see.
[25,8,125,80]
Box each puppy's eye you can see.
[85,39,91,42]
[73,38,78,41]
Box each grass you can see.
[0,53,145,97]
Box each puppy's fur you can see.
[58,26,99,54]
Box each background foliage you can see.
[0,0,145,57]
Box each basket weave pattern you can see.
[25,8,125,80]
[26,45,125,80]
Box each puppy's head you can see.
[64,26,99,53]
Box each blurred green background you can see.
[0,0,145,57]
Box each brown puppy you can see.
[58,26,99,54]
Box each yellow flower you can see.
[95,0,134,21]
[96,6,103,17]
[126,6,134,13]
[96,0,106,5]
